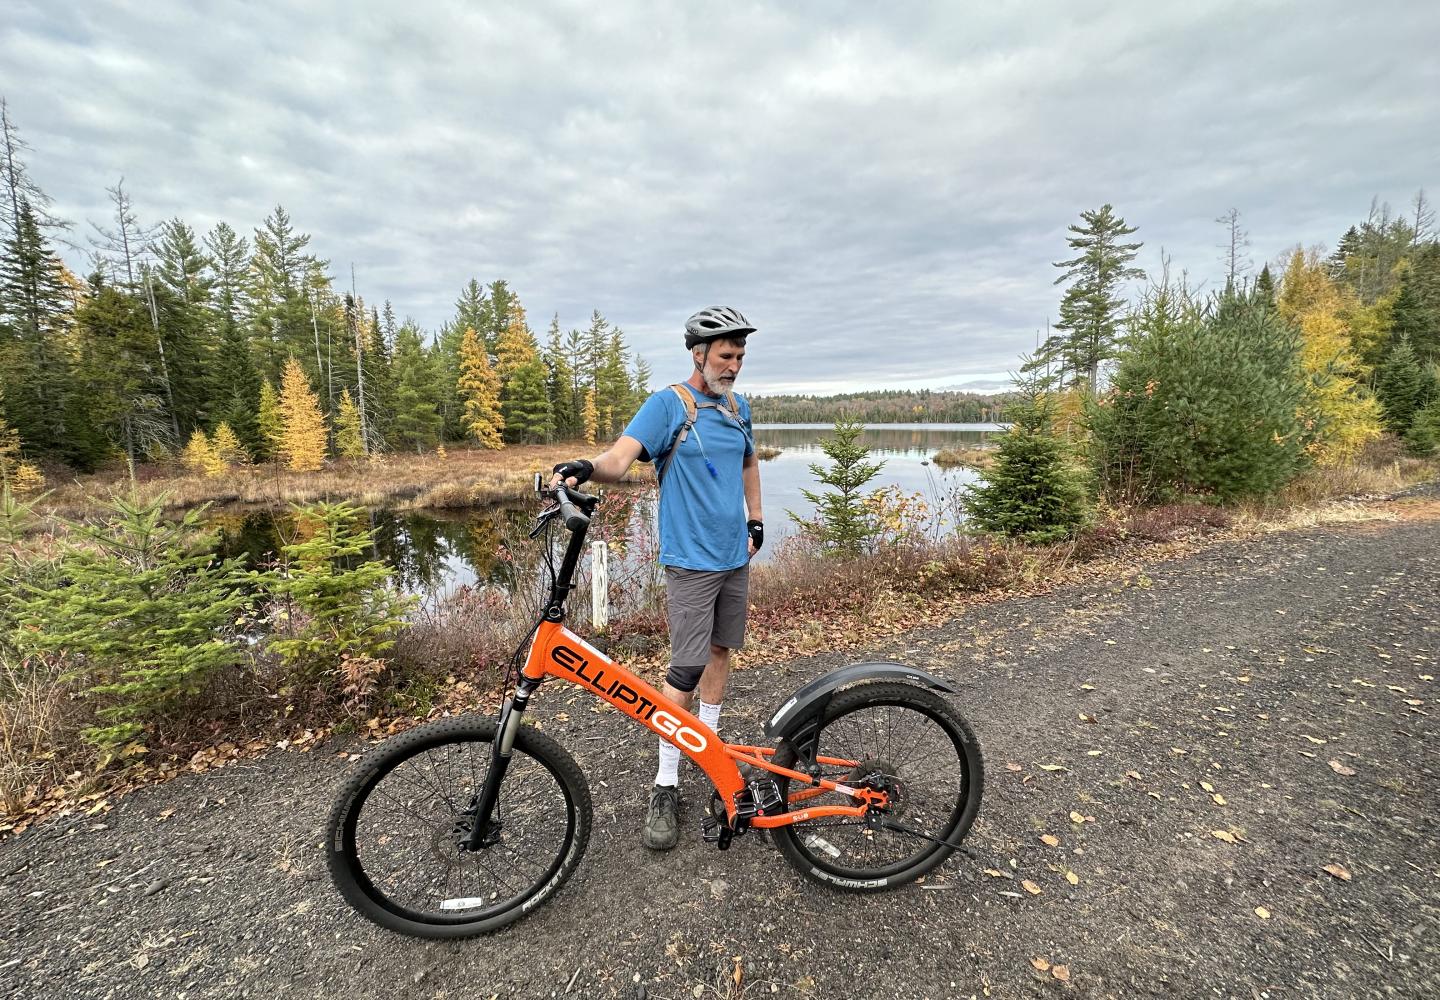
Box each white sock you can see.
[655,739,680,787]
[698,700,722,735]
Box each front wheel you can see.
[770,682,983,891]
[326,715,592,938]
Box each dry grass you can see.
[932,446,996,469]
[754,445,783,461]
[40,441,600,517]
[0,654,83,815]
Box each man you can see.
[551,306,764,850]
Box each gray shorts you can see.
[664,564,749,668]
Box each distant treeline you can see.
[749,389,1011,425]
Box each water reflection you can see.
[208,423,1005,610]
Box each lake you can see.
[211,422,1005,609]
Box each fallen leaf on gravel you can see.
[1147,791,1161,799]
[1200,781,1215,793]
[1211,830,1238,844]
[1422,674,1434,682]
[1405,699,1423,706]
[1125,770,1142,780]
[1021,880,1042,895]
[1254,906,1271,919]
[1065,871,1079,886]
[1212,794,1227,806]
[1040,834,1060,847]
[1080,683,1095,690]
[1078,713,1097,723]
[1005,762,1022,772]
[1039,764,1068,772]
[1323,864,1352,881]
[1171,747,1187,755]
[1298,750,1316,758]
[983,869,1009,878]
[1386,685,1406,693]
[1328,760,1357,776]
[1069,811,1091,824]
[1086,750,1103,757]
[1352,678,1375,688]
[1052,966,1071,982]
[1302,735,1327,745]
[1031,957,1051,972]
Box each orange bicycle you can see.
[326,483,984,938]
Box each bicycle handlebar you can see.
[554,485,590,532]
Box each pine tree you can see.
[11,496,249,746]
[1389,244,1440,364]
[277,356,328,471]
[963,368,1090,541]
[458,326,504,448]
[251,206,324,379]
[266,501,416,682]
[792,418,885,555]
[1254,264,1277,308]
[389,322,441,452]
[1277,248,1383,465]
[256,379,283,461]
[361,305,393,450]
[1375,334,1427,435]
[69,279,171,474]
[0,198,73,455]
[596,329,632,437]
[1089,287,1307,503]
[1044,204,1145,392]
[496,304,552,441]
[506,358,554,443]
[334,387,366,458]
[543,314,577,439]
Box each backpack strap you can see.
[657,383,751,485]
[657,384,699,484]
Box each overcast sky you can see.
[5,1,1437,393]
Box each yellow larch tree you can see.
[457,326,504,449]
[581,387,598,445]
[182,429,225,477]
[277,356,329,472]
[212,422,250,466]
[1277,248,1382,465]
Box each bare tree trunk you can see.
[144,268,181,444]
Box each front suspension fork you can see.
[463,678,538,850]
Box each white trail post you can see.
[590,541,609,631]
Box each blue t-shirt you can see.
[623,386,754,571]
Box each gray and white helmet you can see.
[684,306,756,349]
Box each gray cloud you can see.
[5,0,1437,393]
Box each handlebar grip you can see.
[556,487,590,532]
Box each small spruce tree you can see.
[256,379,283,461]
[961,368,1089,542]
[791,417,885,555]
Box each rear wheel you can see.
[326,716,591,938]
[770,682,982,890]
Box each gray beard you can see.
[702,369,734,395]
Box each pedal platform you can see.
[702,778,785,850]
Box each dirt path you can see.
[2,508,1436,1000]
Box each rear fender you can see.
[763,661,956,741]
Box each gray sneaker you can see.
[641,784,680,850]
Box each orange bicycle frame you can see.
[524,621,886,826]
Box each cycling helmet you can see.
[684,306,755,349]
